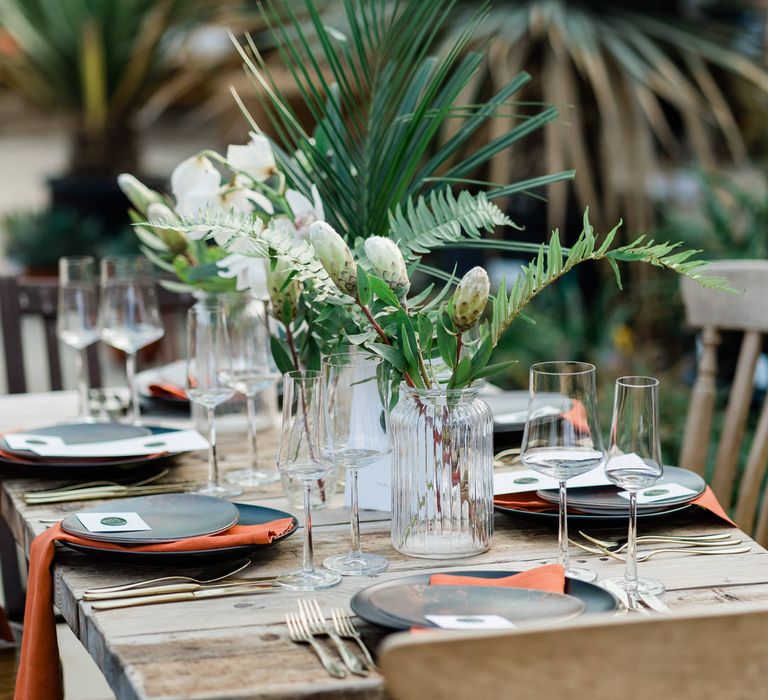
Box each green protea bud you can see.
[267,257,301,324]
[146,203,188,256]
[117,173,164,216]
[451,266,490,332]
[308,221,357,296]
[364,235,410,298]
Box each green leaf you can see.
[469,335,493,381]
[473,360,518,381]
[356,264,371,306]
[369,275,402,308]
[448,357,472,389]
[436,318,457,369]
[368,342,407,373]
[270,336,296,375]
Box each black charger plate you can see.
[61,502,298,565]
[495,502,693,526]
[351,570,617,630]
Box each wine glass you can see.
[219,294,281,487]
[56,256,100,422]
[186,303,243,499]
[99,257,164,425]
[322,353,391,576]
[604,376,665,597]
[521,361,605,582]
[276,370,341,591]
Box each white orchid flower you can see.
[217,253,269,299]
[226,132,277,183]
[281,185,324,240]
[171,155,220,205]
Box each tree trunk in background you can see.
[68,120,139,178]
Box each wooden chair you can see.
[679,260,768,541]
[380,604,768,700]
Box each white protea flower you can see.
[117,174,163,216]
[146,203,188,255]
[364,235,410,298]
[309,221,357,296]
[451,266,490,332]
[267,257,301,323]
[285,185,324,239]
[226,132,277,182]
[217,253,269,298]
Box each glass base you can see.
[323,552,389,576]
[277,569,342,591]
[602,576,665,596]
[564,566,598,582]
[226,468,280,488]
[193,482,243,499]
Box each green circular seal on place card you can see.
[643,488,668,497]
[100,516,128,527]
[514,477,539,485]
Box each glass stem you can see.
[558,480,570,571]
[349,467,362,558]
[625,491,639,595]
[207,406,219,488]
[301,480,315,574]
[246,394,259,475]
[126,352,140,425]
[75,347,90,420]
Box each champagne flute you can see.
[604,376,665,597]
[521,361,605,582]
[276,370,341,591]
[186,303,242,499]
[322,353,390,576]
[56,256,100,422]
[99,257,164,425]
[219,294,280,487]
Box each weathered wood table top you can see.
[3,391,768,700]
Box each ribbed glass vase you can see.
[391,383,494,558]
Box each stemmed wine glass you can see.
[99,257,164,425]
[56,256,100,422]
[521,361,605,582]
[186,303,243,499]
[322,353,391,576]
[276,370,341,590]
[220,294,281,487]
[604,376,665,597]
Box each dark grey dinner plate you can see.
[351,570,617,630]
[0,423,181,474]
[536,466,705,513]
[61,494,240,544]
[61,502,298,565]
[495,502,693,526]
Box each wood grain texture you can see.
[3,391,768,699]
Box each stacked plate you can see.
[136,360,189,409]
[0,423,185,476]
[60,493,298,565]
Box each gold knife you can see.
[84,579,277,601]
[90,584,279,610]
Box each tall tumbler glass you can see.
[56,256,100,422]
[604,376,665,598]
[521,361,605,582]
[99,257,164,425]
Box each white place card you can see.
[493,466,612,495]
[5,429,209,458]
[425,614,516,630]
[618,483,698,504]
[76,512,152,533]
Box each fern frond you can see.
[490,211,737,344]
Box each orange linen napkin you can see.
[15,518,295,700]
[147,382,188,401]
[494,485,736,527]
[430,563,566,594]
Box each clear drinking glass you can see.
[276,370,341,591]
[219,294,280,487]
[322,353,391,576]
[99,257,164,425]
[604,376,665,597]
[521,361,605,582]
[56,256,100,422]
[186,303,242,499]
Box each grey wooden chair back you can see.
[381,604,768,700]
[679,260,768,541]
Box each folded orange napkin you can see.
[430,563,566,594]
[147,382,188,401]
[15,518,295,700]
[494,485,735,527]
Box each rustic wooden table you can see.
[3,391,768,700]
